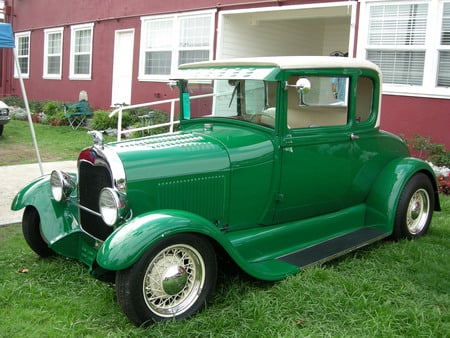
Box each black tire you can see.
[22,206,55,257]
[115,233,217,327]
[392,173,434,240]
[0,125,4,136]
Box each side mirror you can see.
[295,78,311,106]
[295,78,311,93]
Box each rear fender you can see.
[97,210,232,271]
[365,157,440,232]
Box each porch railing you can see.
[109,98,180,142]
[109,93,214,141]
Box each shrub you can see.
[1,96,24,107]
[42,100,64,116]
[91,110,113,130]
[130,110,175,137]
[407,135,450,167]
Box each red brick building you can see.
[1,0,449,148]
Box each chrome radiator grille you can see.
[78,161,114,240]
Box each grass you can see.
[1,119,449,336]
[0,120,114,165]
[0,195,449,337]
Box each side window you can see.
[15,31,31,78]
[286,75,348,129]
[70,23,94,80]
[355,77,374,124]
[43,27,63,79]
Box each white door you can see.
[111,29,134,106]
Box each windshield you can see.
[182,79,277,128]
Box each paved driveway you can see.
[0,161,76,226]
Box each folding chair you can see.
[64,99,92,130]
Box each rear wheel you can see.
[115,233,217,327]
[22,206,54,257]
[393,173,434,240]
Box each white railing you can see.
[109,98,180,141]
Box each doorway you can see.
[111,29,134,106]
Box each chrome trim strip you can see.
[68,200,102,218]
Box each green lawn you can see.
[0,196,449,337]
[0,120,114,166]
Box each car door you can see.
[273,73,359,225]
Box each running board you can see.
[278,228,388,268]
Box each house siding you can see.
[1,0,449,149]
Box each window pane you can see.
[442,3,450,45]
[74,54,90,74]
[145,51,172,75]
[75,30,91,53]
[367,50,424,85]
[18,58,28,74]
[287,76,348,129]
[146,20,173,49]
[47,55,61,74]
[48,33,61,54]
[18,36,29,56]
[368,4,428,46]
[179,50,209,65]
[437,51,450,87]
[179,16,211,48]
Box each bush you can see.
[91,110,136,130]
[1,96,24,107]
[407,135,450,167]
[130,110,175,137]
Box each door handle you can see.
[350,133,360,141]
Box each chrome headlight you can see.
[50,170,76,202]
[99,187,129,226]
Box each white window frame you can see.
[14,31,31,79]
[43,27,64,79]
[358,0,450,98]
[139,10,215,82]
[69,23,94,80]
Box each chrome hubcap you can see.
[143,244,205,317]
[406,189,430,235]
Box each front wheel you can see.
[22,206,55,257]
[115,234,217,326]
[393,173,435,240]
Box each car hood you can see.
[106,125,274,182]
[107,131,230,182]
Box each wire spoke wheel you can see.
[143,244,205,317]
[115,234,217,326]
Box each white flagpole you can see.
[13,48,44,176]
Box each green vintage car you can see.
[12,56,440,326]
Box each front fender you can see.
[11,174,80,245]
[366,157,439,232]
[11,175,50,211]
[97,210,230,271]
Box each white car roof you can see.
[179,56,380,72]
[173,56,381,81]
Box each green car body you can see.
[11,56,440,326]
